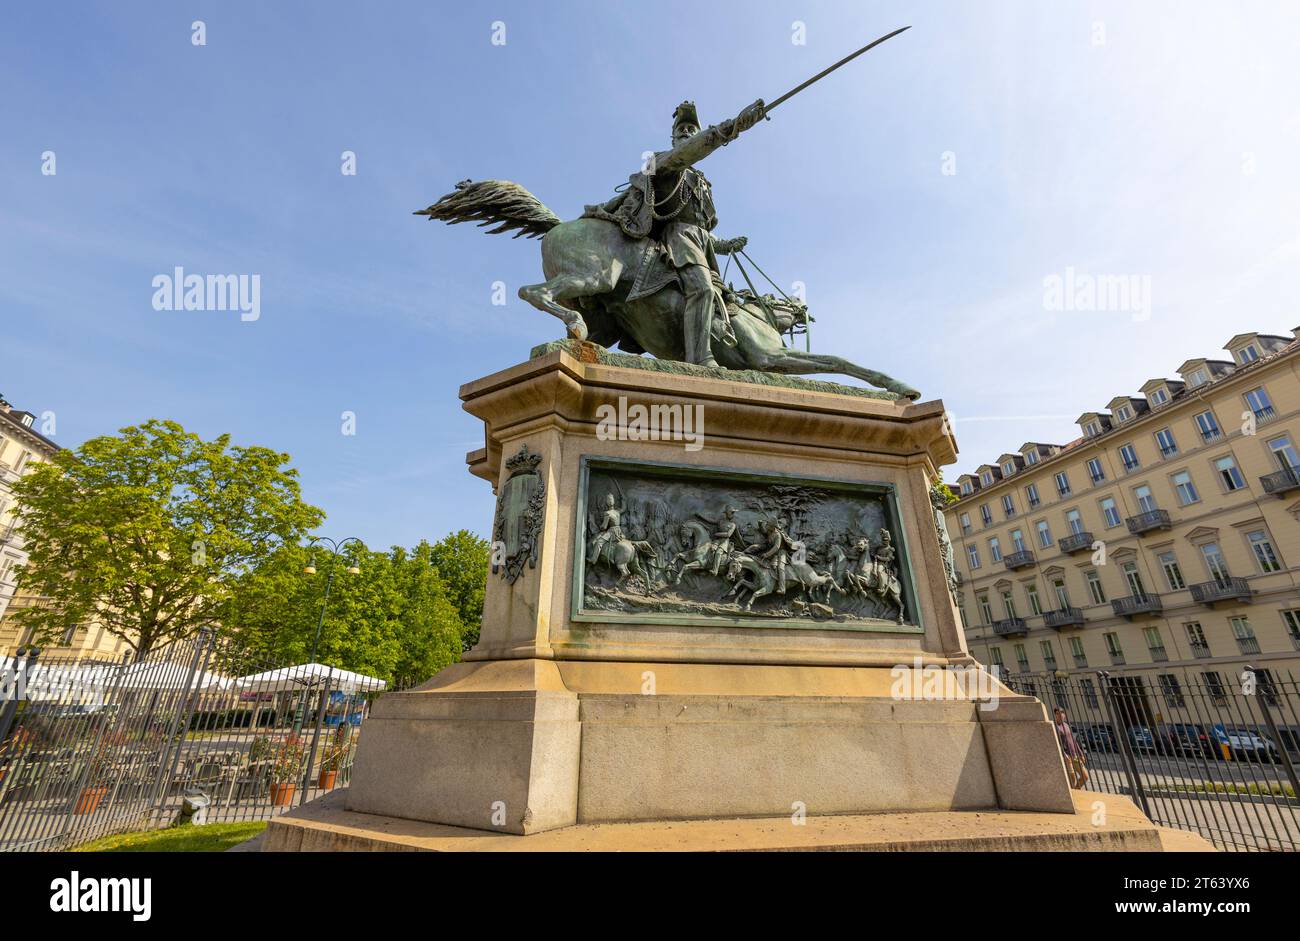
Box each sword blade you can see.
[765,25,911,113]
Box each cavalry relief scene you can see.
[578,463,911,625]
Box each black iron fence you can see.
[0,633,390,852]
[1004,665,1300,851]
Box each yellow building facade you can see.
[945,330,1300,702]
[0,396,126,660]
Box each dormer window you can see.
[1115,405,1133,422]
[1148,387,1169,407]
[1186,368,1208,388]
[1084,421,1101,437]
[1024,450,1039,465]
[980,471,993,487]
[1235,344,1260,365]
[1001,461,1016,477]
[960,480,972,496]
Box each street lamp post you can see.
[294,536,361,733]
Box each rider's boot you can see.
[681,265,719,368]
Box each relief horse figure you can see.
[724,552,838,610]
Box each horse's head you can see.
[725,553,744,581]
[731,290,810,333]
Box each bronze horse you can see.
[416,180,920,399]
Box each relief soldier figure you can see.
[747,518,799,596]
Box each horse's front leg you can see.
[754,349,921,401]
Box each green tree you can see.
[11,419,323,655]
[225,540,465,687]
[428,530,489,651]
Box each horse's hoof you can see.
[894,385,921,401]
[565,317,588,342]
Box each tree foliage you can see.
[428,530,489,651]
[11,420,323,655]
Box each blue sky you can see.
[3,1,1298,549]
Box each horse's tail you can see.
[415,179,561,239]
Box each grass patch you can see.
[1164,781,1295,799]
[71,821,267,853]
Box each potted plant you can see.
[73,743,114,815]
[268,735,305,807]
[316,728,351,789]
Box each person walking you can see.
[1054,706,1089,789]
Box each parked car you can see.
[1212,725,1282,763]
[1162,723,1216,758]
[1127,725,1156,752]
[1080,724,1117,753]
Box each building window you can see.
[1002,494,1016,518]
[1186,367,1209,388]
[1025,483,1040,508]
[1201,542,1230,583]
[1121,560,1147,598]
[980,504,993,526]
[1171,470,1199,506]
[1118,443,1139,471]
[1246,530,1282,573]
[1235,344,1260,365]
[1025,450,1040,465]
[1230,617,1260,655]
[1069,636,1088,668]
[1202,671,1227,703]
[1054,471,1071,496]
[1080,676,1099,707]
[1115,405,1133,422]
[60,624,78,646]
[978,594,993,624]
[1086,571,1106,605]
[1149,387,1169,406]
[1026,584,1043,616]
[1155,428,1178,457]
[1282,610,1300,651]
[1002,461,1016,477]
[1143,626,1167,662]
[1065,508,1084,536]
[1099,497,1121,528]
[959,512,971,535]
[1010,528,1027,553]
[1036,520,1052,549]
[1214,455,1246,492]
[960,479,973,496]
[981,471,994,487]
[1158,551,1185,591]
[1052,578,1070,609]
[1039,640,1056,669]
[1268,435,1299,470]
[1185,621,1210,658]
[1085,420,1101,437]
[988,537,1002,563]
[1194,410,1221,442]
[1087,458,1106,484]
[1014,643,1029,671]
[1158,673,1184,707]
[1133,484,1156,513]
[989,646,1004,668]
[1244,386,1275,422]
[1104,632,1124,665]
[967,545,981,571]
[1001,590,1018,620]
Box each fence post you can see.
[1097,670,1150,818]
[0,646,39,747]
[298,669,333,807]
[147,630,214,823]
[1244,665,1300,803]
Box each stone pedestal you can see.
[333,342,1079,839]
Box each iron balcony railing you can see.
[1043,606,1085,629]
[1261,467,1300,496]
[1112,593,1163,618]
[1189,577,1253,605]
[1058,531,1094,554]
[1003,549,1036,571]
[1126,509,1172,535]
[993,617,1028,638]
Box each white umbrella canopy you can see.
[235,662,387,694]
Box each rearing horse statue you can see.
[415,180,920,399]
